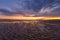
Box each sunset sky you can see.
[0,0,60,16]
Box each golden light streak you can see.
[0,15,60,20]
[0,16,45,20]
[43,17,60,20]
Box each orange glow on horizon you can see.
[43,17,60,20]
[0,15,60,20]
[0,16,45,20]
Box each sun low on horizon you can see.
[0,15,60,20]
[0,0,60,40]
[0,0,60,20]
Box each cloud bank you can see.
[0,0,60,16]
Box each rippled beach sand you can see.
[0,20,60,40]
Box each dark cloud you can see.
[0,9,13,15]
[0,0,60,16]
